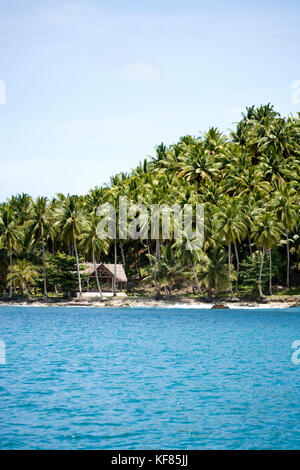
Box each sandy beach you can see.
[1,296,299,309]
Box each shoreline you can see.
[0,296,299,309]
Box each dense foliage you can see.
[0,104,299,299]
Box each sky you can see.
[0,0,299,200]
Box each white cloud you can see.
[122,61,160,82]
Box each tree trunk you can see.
[120,243,125,270]
[9,251,12,298]
[147,241,152,265]
[258,249,265,298]
[120,243,127,289]
[248,234,253,258]
[113,241,117,296]
[74,239,82,298]
[25,284,31,301]
[228,243,233,297]
[234,241,239,292]
[154,238,161,299]
[42,238,48,297]
[191,263,203,295]
[137,251,141,280]
[134,247,141,280]
[93,239,104,300]
[286,231,290,289]
[269,248,272,296]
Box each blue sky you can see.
[0,0,299,200]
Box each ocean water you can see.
[0,306,299,450]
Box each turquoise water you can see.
[0,306,299,450]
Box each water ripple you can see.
[0,306,299,449]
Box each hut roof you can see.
[81,262,127,282]
[81,262,99,275]
[102,264,127,282]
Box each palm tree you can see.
[106,184,125,297]
[85,186,107,216]
[238,104,279,162]
[197,247,234,296]
[202,127,227,157]
[177,139,220,186]
[174,237,208,296]
[251,210,281,297]
[213,197,247,297]
[27,196,55,296]
[79,215,109,299]
[10,193,33,225]
[0,103,299,300]
[0,204,24,298]
[58,196,85,298]
[223,166,270,199]
[274,184,298,288]
[0,249,9,297]
[147,243,183,295]
[7,260,38,301]
[137,180,167,299]
[258,117,297,159]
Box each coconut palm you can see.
[177,140,220,186]
[223,166,270,199]
[202,127,227,157]
[57,196,85,298]
[213,197,247,297]
[251,210,282,297]
[79,215,109,299]
[0,205,24,297]
[85,186,107,216]
[258,117,297,159]
[274,184,298,288]
[7,260,38,301]
[26,196,55,296]
[0,103,299,300]
[9,193,33,225]
[147,243,183,295]
[197,247,234,296]
[173,236,208,295]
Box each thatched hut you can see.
[81,263,127,292]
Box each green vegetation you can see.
[0,104,299,300]
[7,260,38,301]
[46,253,83,298]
